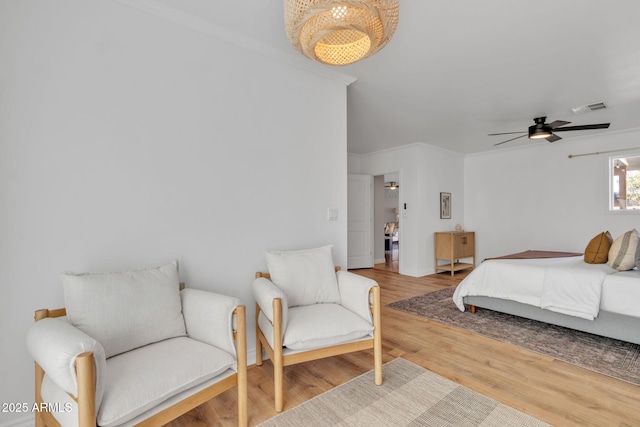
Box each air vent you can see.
[570,102,607,115]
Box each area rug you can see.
[388,287,640,385]
[257,358,549,427]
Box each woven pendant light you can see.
[284,0,399,66]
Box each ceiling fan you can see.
[489,116,610,146]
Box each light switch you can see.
[328,208,338,221]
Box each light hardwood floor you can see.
[169,269,640,427]
[375,241,399,273]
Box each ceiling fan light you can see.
[528,125,552,140]
[284,0,399,66]
[529,131,552,140]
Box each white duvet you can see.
[452,256,640,320]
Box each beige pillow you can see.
[608,230,640,271]
[62,261,186,358]
[584,231,612,264]
[266,245,340,307]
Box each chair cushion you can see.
[283,304,373,351]
[265,245,340,307]
[609,229,639,271]
[62,261,186,358]
[98,337,235,427]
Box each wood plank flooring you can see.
[169,269,640,427]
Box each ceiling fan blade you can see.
[488,131,526,136]
[494,134,527,146]
[547,120,571,129]
[553,123,610,132]
[546,134,562,142]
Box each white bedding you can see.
[453,256,640,320]
[539,267,606,320]
[600,270,640,317]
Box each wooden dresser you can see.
[434,231,475,276]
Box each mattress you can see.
[453,256,640,319]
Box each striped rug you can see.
[257,358,549,426]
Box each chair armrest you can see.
[180,288,242,357]
[27,317,106,405]
[252,277,288,328]
[337,271,379,323]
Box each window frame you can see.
[608,152,640,213]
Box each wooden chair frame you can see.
[254,268,382,412]
[33,291,248,427]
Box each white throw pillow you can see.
[608,230,640,271]
[62,261,186,358]
[265,245,340,307]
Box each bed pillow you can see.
[62,261,186,358]
[584,231,612,264]
[608,230,640,271]
[266,245,340,307]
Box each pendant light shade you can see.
[284,0,399,66]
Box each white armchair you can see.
[253,246,382,412]
[27,261,247,427]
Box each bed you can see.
[452,250,640,345]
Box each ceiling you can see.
[150,0,640,154]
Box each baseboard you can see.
[374,258,386,264]
[407,267,434,277]
[0,414,33,427]
[247,348,258,366]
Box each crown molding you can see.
[349,141,464,159]
[112,0,357,86]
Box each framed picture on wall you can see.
[440,192,451,219]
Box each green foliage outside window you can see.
[626,171,640,208]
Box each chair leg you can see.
[34,363,44,427]
[34,312,48,427]
[76,352,97,427]
[273,298,284,412]
[274,349,284,413]
[372,286,383,385]
[255,303,263,366]
[236,306,248,427]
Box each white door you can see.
[348,174,374,269]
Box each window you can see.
[611,155,640,211]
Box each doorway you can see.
[373,173,400,272]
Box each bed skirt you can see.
[464,295,640,345]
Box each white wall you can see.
[0,1,348,424]
[349,143,465,276]
[464,128,640,261]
